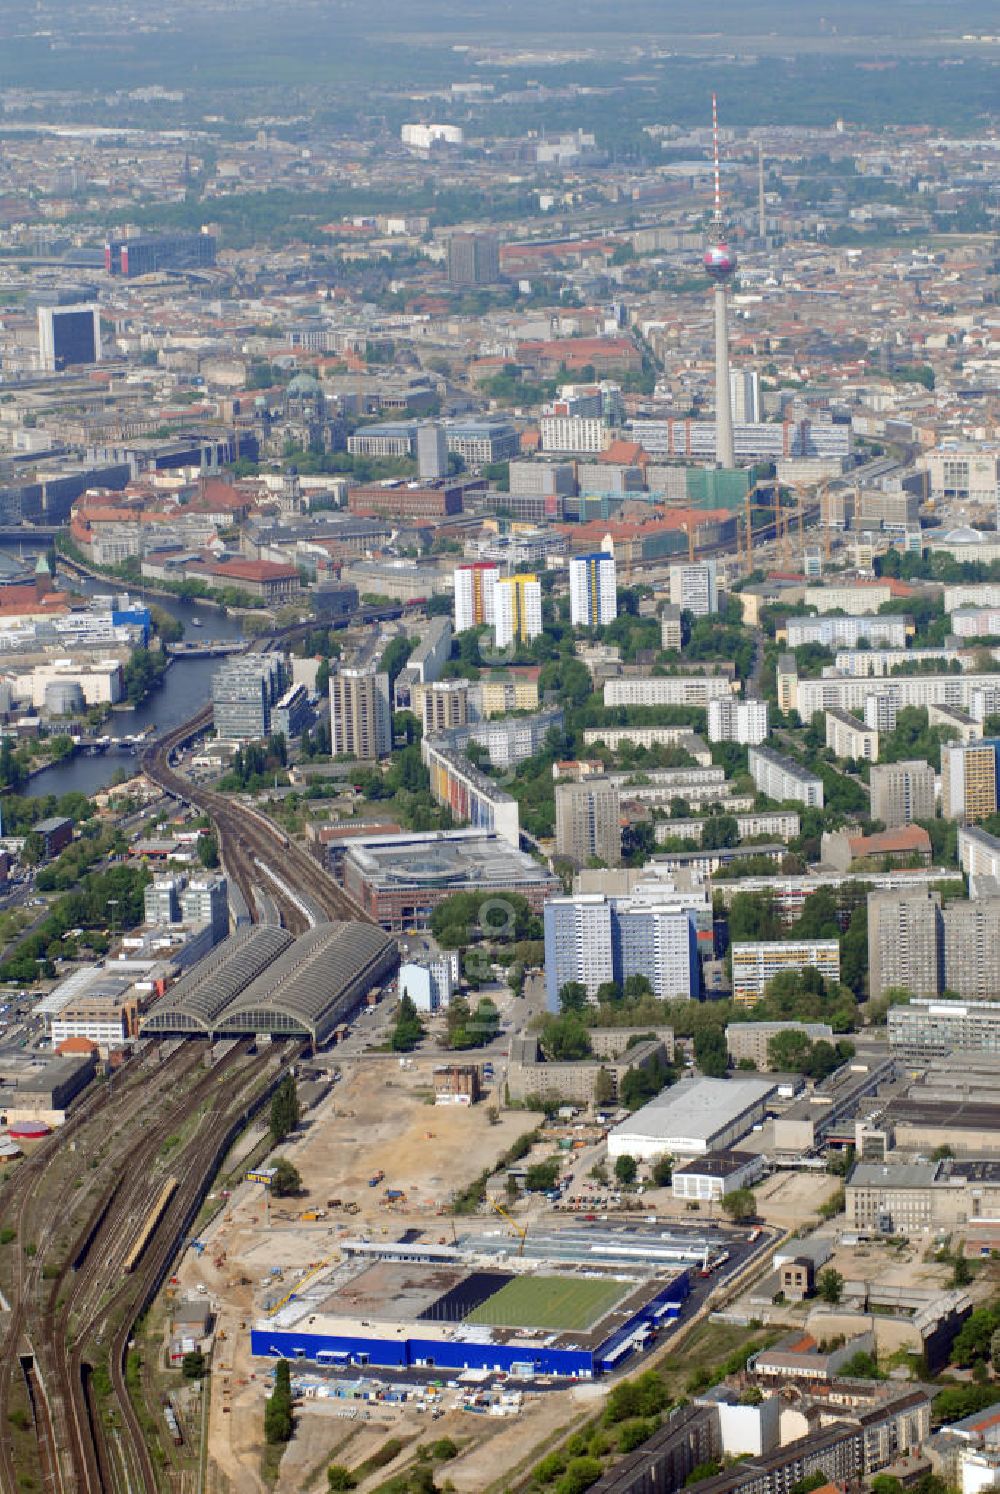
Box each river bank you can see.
[56,550,231,613]
[55,547,283,624]
[22,581,248,799]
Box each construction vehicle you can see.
[368,1169,385,1188]
[490,1199,528,1256]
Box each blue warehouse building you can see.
[251,1258,691,1380]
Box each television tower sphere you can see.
[704,241,737,280]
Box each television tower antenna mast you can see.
[712,91,723,232]
[704,93,736,470]
[758,142,767,242]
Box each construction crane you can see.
[815,477,834,563]
[744,480,825,573]
[491,1199,529,1256]
[743,485,793,573]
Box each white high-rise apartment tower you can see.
[453,563,498,634]
[569,551,617,627]
[494,574,543,647]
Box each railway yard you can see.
[0,694,391,1492]
[0,1034,298,1493]
[141,708,371,935]
[0,693,774,1490]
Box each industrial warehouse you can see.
[141,922,397,1044]
[250,1242,691,1379]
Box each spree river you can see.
[25,569,248,800]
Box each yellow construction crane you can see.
[815,477,834,563]
[743,486,793,573]
[790,479,838,567]
[491,1198,528,1256]
[744,480,823,573]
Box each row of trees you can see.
[264,1359,293,1445]
[269,1075,300,1144]
[218,736,288,792]
[122,646,168,706]
[0,862,151,983]
[767,1030,856,1081]
[429,891,542,951]
[390,990,501,1052]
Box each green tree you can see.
[651,1155,673,1188]
[817,1267,844,1304]
[525,1159,560,1192]
[622,974,654,1002]
[264,1358,293,1444]
[934,1384,1000,1425]
[182,1350,206,1380]
[445,994,474,1048]
[270,1074,300,1144]
[391,992,425,1052]
[594,1067,615,1107]
[614,1154,638,1186]
[790,1475,829,1494]
[556,1456,603,1494]
[269,1158,302,1198]
[767,1029,812,1072]
[197,832,220,869]
[559,981,588,1014]
[952,1303,1000,1367]
[539,1013,592,1061]
[701,814,739,851]
[470,996,500,1047]
[328,1468,357,1491]
[620,1059,674,1110]
[840,1350,885,1380]
[727,890,783,944]
[380,634,415,690]
[720,1188,757,1222]
[122,645,168,705]
[694,1027,728,1077]
[20,831,46,867]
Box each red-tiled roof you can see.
[198,479,247,508]
[519,336,637,357]
[848,825,931,857]
[55,1036,99,1054]
[208,560,299,582]
[600,440,646,465]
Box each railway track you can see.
[40,1041,273,1491]
[0,652,372,1487]
[0,1043,206,1494]
[92,1046,291,1492]
[141,713,375,930]
[0,1039,292,1493]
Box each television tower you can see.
[704,93,737,469]
[758,143,767,241]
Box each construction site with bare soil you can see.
[172,1063,563,1493]
[149,1053,767,1494]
